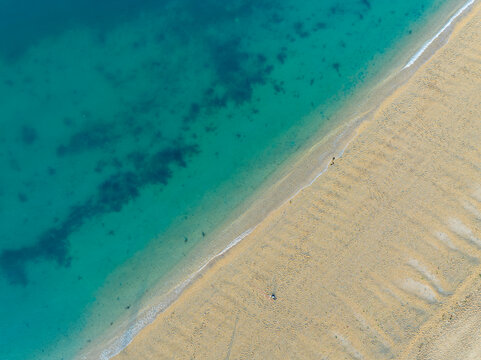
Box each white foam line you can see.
[97,228,255,360]
[403,0,475,69]
[189,227,254,276]
[98,116,363,360]
[90,3,480,357]
[98,127,360,359]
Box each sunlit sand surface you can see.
[114,3,481,359]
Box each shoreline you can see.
[403,0,475,69]
[78,1,478,359]
[112,0,481,356]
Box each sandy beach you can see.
[113,2,481,359]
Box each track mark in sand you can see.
[434,231,458,251]
[225,316,239,360]
[399,278,438,304]
[434,231,479,262]
[463,200,481,220]
[332,332,364,360]
[407,258,450,296]
[369,273,410,307]
[336,291,396,353]
[471,185,481,202]
[448,218,481,248]
[352,311,394,356]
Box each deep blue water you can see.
[0,0,460,358]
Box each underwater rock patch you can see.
[0,143,199,285]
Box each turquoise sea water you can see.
[0,0,461,358]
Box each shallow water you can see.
[0,0,460,358]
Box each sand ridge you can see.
[113,2,481,359]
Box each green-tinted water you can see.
[0,0,463,358]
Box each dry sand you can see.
[114,3,481,359]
